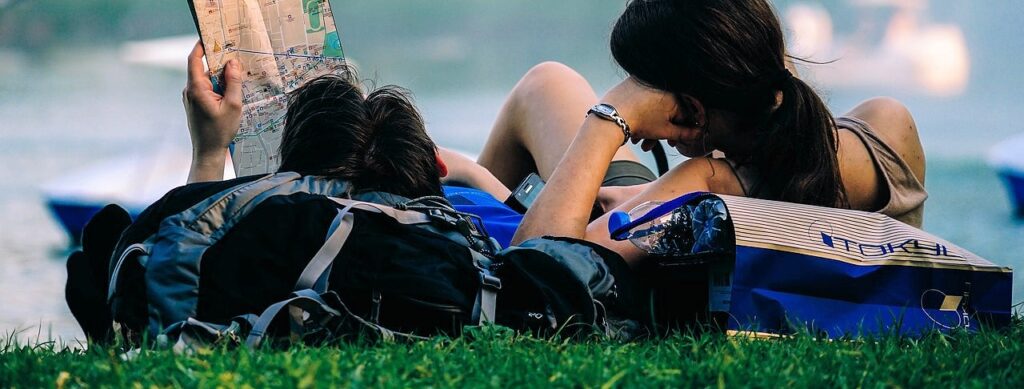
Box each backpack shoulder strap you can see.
[327,197,432,225]
[184,173,353,238]
[293,203,357,292]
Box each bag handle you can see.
[293,198,437,293]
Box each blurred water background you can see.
[0,0,1021,344]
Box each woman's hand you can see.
[600,77,694,151]
[183,40,244,182]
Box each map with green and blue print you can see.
[190,0,347,175]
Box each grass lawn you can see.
[2,323,1022,388]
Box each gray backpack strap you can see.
[328,196,502,325]
[107,243,149,301]
[244,289,429,348]
[292,197,434,293]
[294,203,357,293]
[334,196,495,253]
[470,250,501,325]
[295,197,442,295]
[169,317,245,354]
[327,197,432,225]
[245,289,340,348]
[291,196,434,292]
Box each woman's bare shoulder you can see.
[661,157,745,196]
[836,127,884,210]
[841,97,926,184]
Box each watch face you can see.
[593,104,616,116]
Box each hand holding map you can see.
[189,0,348,176]
[183,41,245,182]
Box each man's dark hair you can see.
[278,72,443,199]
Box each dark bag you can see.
[105,173,502,346]
[69,172,641,348]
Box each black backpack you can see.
[67,172,645,348]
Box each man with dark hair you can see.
[183,42,524,244]
[277,73,444,199]
[185,51,444,199]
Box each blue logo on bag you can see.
[813,221,964,259]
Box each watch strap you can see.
[587,104,631,145]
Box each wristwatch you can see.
[587,103,631,145]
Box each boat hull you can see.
[988,133,1024,216]
[45,199,141,245]
[996,169,1024,216]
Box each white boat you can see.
[43,150,186,244]
[43,35,200,244]
[42,146,234,244]
[120,34,198,71]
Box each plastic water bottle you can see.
[623,201,695,256]
[623,197,730,256]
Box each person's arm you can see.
[511,117,621,242]
[438,147,512,201]
[511,77,692,246]
[183,40,245,183]
[583,159,716,264]
[595,183,651,214]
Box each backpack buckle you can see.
[427,209,460,226]
[480,273,502,290]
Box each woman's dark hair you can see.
[611,0,848,208]
[278,72,443,198]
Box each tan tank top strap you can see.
[835,116,928,226]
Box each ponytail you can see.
[749,73,848,208]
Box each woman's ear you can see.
[678,95,706,127]
[665,95,709,147]
[435,149,449,178]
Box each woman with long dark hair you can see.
[505,0,927,264]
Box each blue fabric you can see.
[443,185,523,249]
[730,246,1013,337]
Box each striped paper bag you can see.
[712,195,1013,337]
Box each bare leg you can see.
[477,62,639,189]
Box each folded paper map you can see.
[188,0,348,175]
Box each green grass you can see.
[2,324,1023,388]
